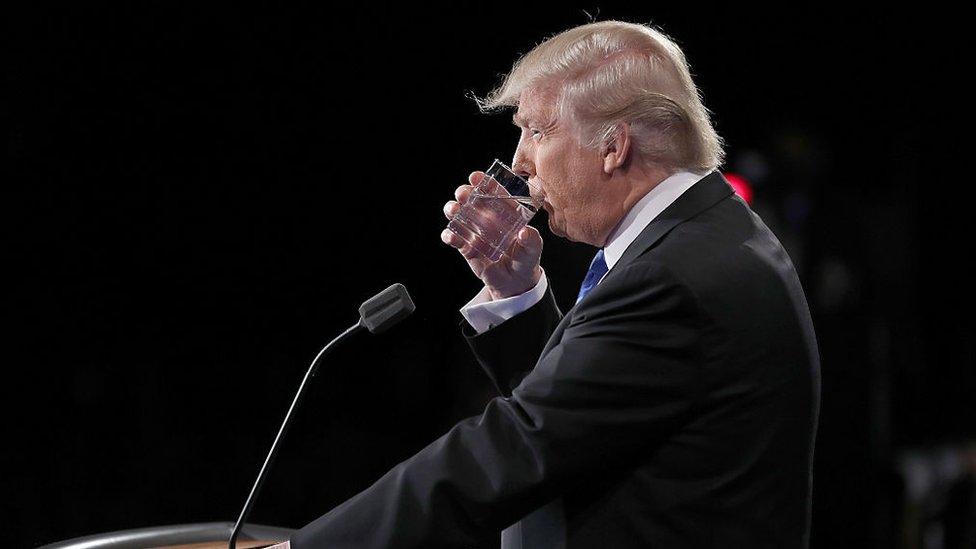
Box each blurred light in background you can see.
[723,172,754,205]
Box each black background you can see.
[5,4,972,548]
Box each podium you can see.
[36,522,293,549]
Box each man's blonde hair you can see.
[475,20,724,173]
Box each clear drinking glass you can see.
[447,160,542,261]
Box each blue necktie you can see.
[576,249,609,304]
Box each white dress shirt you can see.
[461,170,707,334]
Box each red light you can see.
[723,172,754,205]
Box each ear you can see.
[602,122,632,175]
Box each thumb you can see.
[508,226,543,269]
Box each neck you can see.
[596,163,672,247]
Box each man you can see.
[284,20,820,548]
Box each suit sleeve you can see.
[461,282,562,397]
[290,261,706,549]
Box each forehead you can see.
[513,87,559,125]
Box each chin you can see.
[547,217,566,238]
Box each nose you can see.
[512,140,534,181]
[513,155,542,201]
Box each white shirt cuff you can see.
[460,270,549,334]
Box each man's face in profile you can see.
[512,86,612,246]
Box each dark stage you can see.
[5,4,972,548]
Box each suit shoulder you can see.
[640,196,807,314]
[653,197,787,270]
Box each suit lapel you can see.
[611,170,733,275]
[538,171,734,358]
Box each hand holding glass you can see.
[447,160,542,262]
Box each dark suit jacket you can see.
[291,171,821,548]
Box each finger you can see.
[454,184,474,204]
[441,229,485,263]
[441,228,467,249]
[467,171,487,187]
[443,200,461,221]
[469,171,500,197]
[458,240,483,261]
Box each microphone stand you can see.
[228,320,365,549]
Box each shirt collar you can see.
[602,170,708,271]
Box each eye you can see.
[530,128,543,139]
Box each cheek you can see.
[536,147,566,195]
[537,138,588,208]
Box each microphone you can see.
[359,282,416,334]
[228,283,415,549]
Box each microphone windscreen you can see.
[358,283,416,334]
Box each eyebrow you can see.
[513,112,550,128]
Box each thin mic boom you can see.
[228,284,415,549]
[228,321,362,549]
